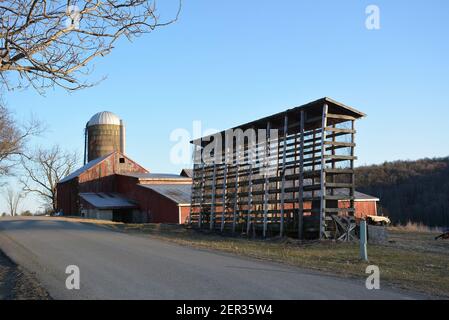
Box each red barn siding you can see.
[179,206,190,224]
[339,200,377,219]
[134,187,179,223]
[57,179,79,215]
[115,175,184,223]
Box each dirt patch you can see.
[0,250,51,300]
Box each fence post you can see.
[360,219,368,261]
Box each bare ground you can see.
[0,249,51,300]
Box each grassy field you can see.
[59,217,449,298]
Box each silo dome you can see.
[88,111,121,127]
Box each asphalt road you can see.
[0,217,422,300]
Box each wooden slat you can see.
[326,113,357,121]
[325,127,356,134]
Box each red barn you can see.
[57,152,191,223]
[339,191,379,219]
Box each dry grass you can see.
[390,221,444,234]
[65,218,449,298]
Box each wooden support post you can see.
[280,115,288,237]
[198,162,205,229]
[275,136,280,225]
[232,163,239,233]
[246,163,253,235]
[311,129,316,198]
[263,121,271,238]
[188,163,195,225]
[331,123,336,196]
[210,162,217,231]
[220,163,228,232]
[350,120,356,217]
[298,110,305,240]
[320,104,329,239]
[190,144,202,226]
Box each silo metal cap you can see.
[88,111,121,127]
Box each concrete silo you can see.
[84,111,126,164]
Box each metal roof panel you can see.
[139,184,192,204]
[79,193,137,209]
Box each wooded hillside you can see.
[355,157,449,227]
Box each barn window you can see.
[119,157,125,164]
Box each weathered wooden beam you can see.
[246,163,253,235]
[324,141,356,147]
[280,114,288,237]
[331,123,336,197]
[232,163,239,233]
[326,113,357,121]
[263,121,271,238]
[210,163,217,230]
[188,163,196,225]
[325,127,356,134]
[298,110,305,240]
[198,163,205,229]
[350,120,356,218]
[320,104,328,240]
[220,163,228,232]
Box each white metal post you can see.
[360,219,368,261]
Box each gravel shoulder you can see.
[0,249,51,300]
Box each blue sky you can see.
[2,0,449,212]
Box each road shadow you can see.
[0,218,113,233]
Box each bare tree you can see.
[20,145,79,212]
[0,100,42,177]
[2,186,25,216]
[0,0,181,92]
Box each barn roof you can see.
[120,172,188,180]
[353,191,379,201]
[58,152,149,184]
[139,184,191,205]
[180,169,193,178]
[80,193,137,209]
[59,153,112,184]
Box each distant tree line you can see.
[355,157,449,228]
